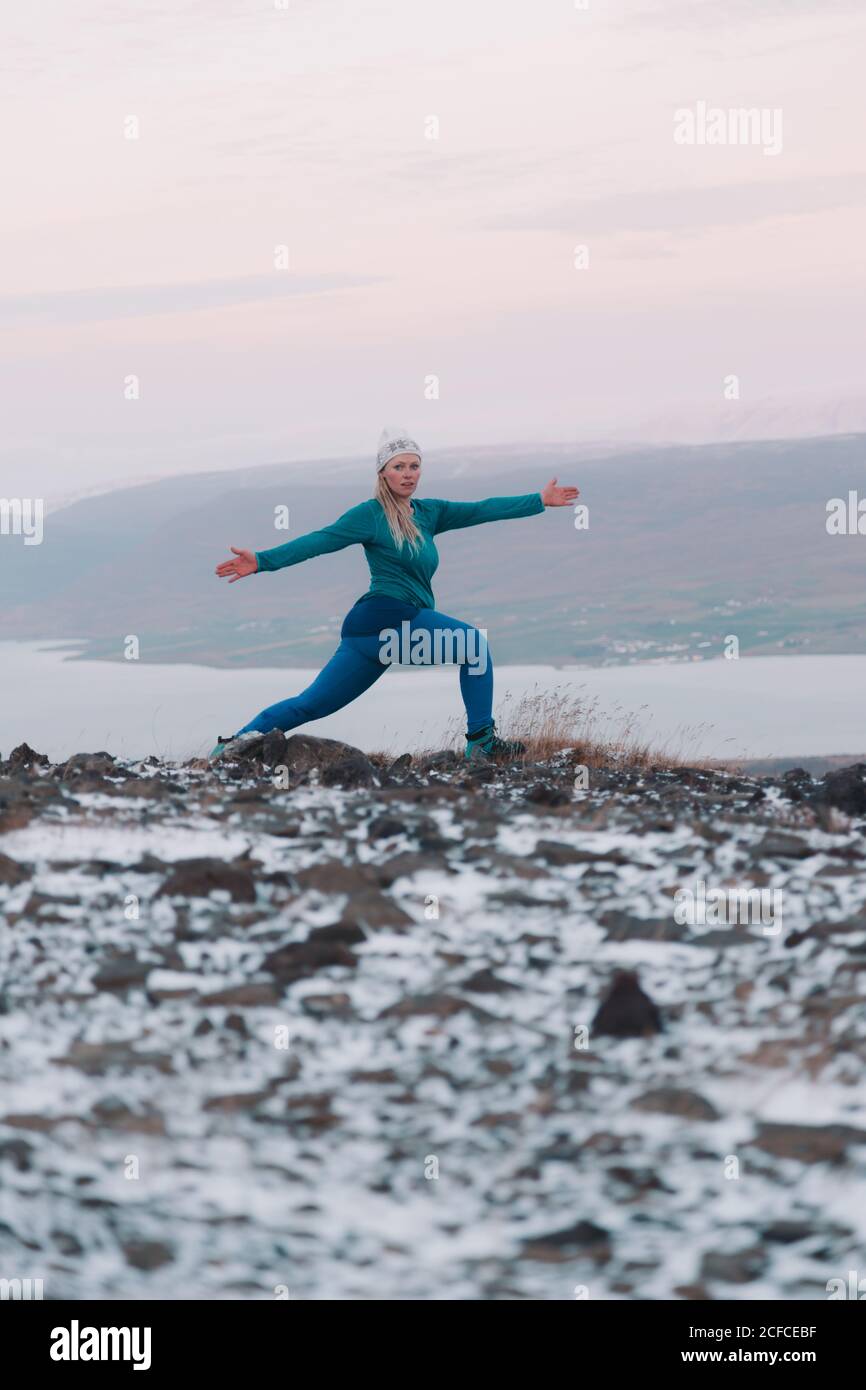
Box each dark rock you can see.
[751,1121,866,1164]
[378,782,464,804]
[700,1247,767,1284]
[261,729,288,766]
[0,1137,34,1171]
[199,983,280,1007]
[760,1220,821,1244]
[460,812,499,843]
[6,742,49,770]
[802,991,862,1020]
[0,789,33,832]
[632,1088,719,1122]
[156,857,258,903]
[92,958,152,992]
[536,840,633,867]
[378,992,493,1022]
[282,1091,338,1131]
[266,821,303,839]
[780,767,814,803]
[61,773,114,794]
[374,851,450,887]
[0,853,31,886]
[50,1229,84,1257]
[55,1041,173,1074]
[593,971,663,1037]
[488,887,566,910]
[203,1090,270,1113]
[338,888,413,932]
[14,890,81,925]
[415,750,461,772]
[367,813,408,840]
[386,754,413,776]
[785,912,866,947]
[473,1110,522,1129]
[462,967,518,994]
[522,1219,611,1262]
[320,753,376,788]
[262,940,358,982]
[818,763,866,816]
[282,733,366,772]
[690,928,756,950]
[607,1165,669,1195]
[599,910,688,944]
[295,860,378,894]
[0,773,58,810]
[417,828,456,853]
[525,784,572,807]
[301,992,353,1016]
[220,733,265,761]
[89,1100,166,1134]
[307,922,366,946]
[230,790,272,811]
[122,1240,174,1271]
[115,777,178,800]
[133,851,173,874]
[751,831,815,860]
[61,751,117,778]
[461,762,501,784]
[2,1112,82,1132]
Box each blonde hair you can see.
[375,472,422,551]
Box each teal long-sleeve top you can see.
[254,493,545,610]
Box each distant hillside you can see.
[736,753,866,778]
[2,435,864,668]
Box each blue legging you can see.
[237,608,493,737]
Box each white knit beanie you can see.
[377,426,421,472]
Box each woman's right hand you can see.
[215,547,258,583]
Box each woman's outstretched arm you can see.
[432,478,578,534]
[215,501,374,583]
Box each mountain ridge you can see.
[3,433,864,669]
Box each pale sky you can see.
[2,0,865,502]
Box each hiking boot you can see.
[464,722,526,763]
[208,731,264,763]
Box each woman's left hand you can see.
[541,477,579,507]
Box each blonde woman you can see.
[212,428,578,762]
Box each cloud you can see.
[621,0,866,29]
[0,271,384,325]
[484,171,866,236]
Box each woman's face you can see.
[381,453,421,500]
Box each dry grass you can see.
[371,685,732,773]
[494,684,723,770]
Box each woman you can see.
[211,428,578,762]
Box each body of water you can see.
[0,641,863,764]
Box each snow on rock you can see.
[0,739,865,1300]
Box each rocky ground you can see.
[1,734,865,1301]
